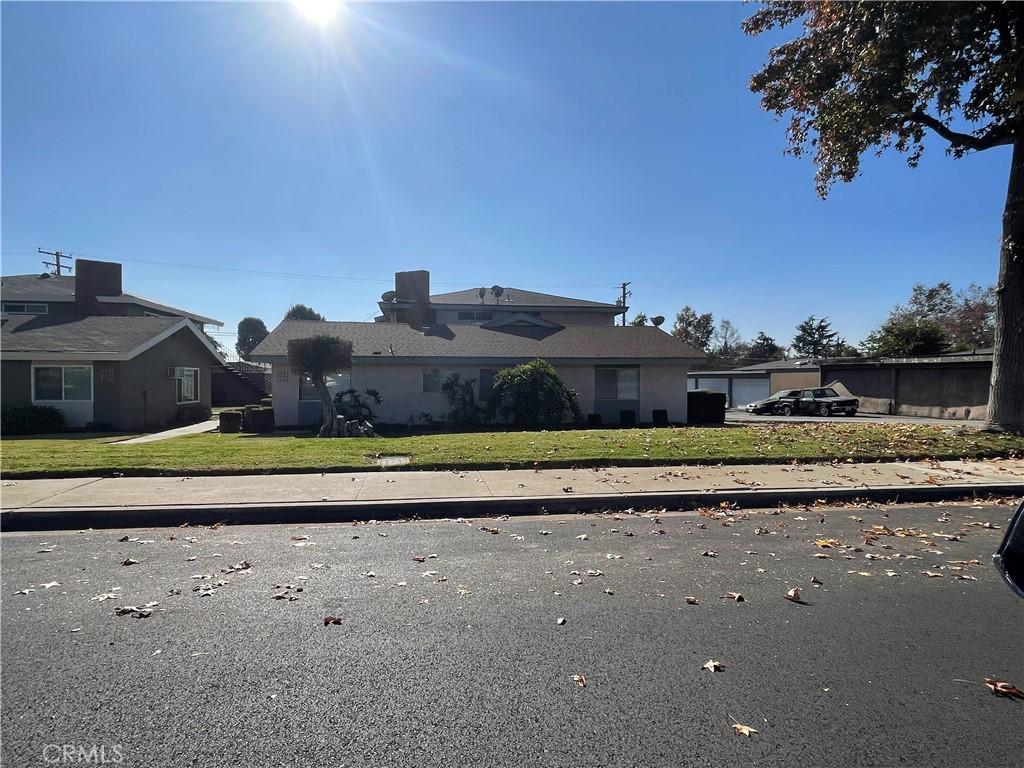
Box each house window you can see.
[595,368,640,401]
[299,372,351,401]
[174,368,200,404]
[3,303,48,315]
[32,365,92,402]
[422,368,440,393]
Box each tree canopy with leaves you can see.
[748,331,784,360]
[745,1,1024,430]
[284,304,325,322]
[286,335,352,437]
[791,315,839,358]
[629,312,649,327]
[862,317,950,358]
[235,317,269,361]
[671,306,715,351]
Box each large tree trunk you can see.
[988,139,1024,432]
[315,378,339,437]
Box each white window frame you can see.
[3,303,48,315]
[175,367,200,405]
[31,364,93,403]
[423,368,441,393]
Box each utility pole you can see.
[617,281,631,326]
[38,248,72,276]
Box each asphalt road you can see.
[2,502,1022,768]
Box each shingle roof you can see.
[1,274,222,325]
[428,287,621,310]
[1,274,77,302]
[1,315,194,358]
[251,321,703,362]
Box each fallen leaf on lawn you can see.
[323,616,343,626]
[684,596,699,605]
[702,659,724,672]
[572,674,586,687]
[984,678,1024,700]
[722,592,745,602]
[731,723,758,737]
[922,571,944,578]
[120,558,140,567]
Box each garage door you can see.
[731,378,770,408]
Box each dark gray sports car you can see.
[745,387,858,417]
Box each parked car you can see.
[746,387,858,417]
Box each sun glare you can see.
[293,0,342,27]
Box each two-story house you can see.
[1,259,224,430]
[252,270,703,427]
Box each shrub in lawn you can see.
[1,405,66,435]
[487,359,582,428]
[687,390,726,424]
[442,373,484,427]
[240,405,275,433]
[219,410,243,434]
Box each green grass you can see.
[1,423,1022,478]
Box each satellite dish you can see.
[491,285,504,298]
[652,315,665,328]
[381,290,396,302]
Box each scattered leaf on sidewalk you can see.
[722,592,745,602]
[323,616,343,626]
[572,674,586,687]
[684,596,699,605]
[702,659,724,672]
[120,558,139,567]
[562,486,574,493]
[985,678,1024,700]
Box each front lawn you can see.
[1,423,1022,478]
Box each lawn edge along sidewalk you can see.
[3,482,1022,531]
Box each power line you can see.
[38,248,72,276]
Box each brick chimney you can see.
[75,259,123,314]
[394,270,433,329]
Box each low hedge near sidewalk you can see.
[1,423,1022,479]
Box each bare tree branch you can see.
[908,111,1014,151]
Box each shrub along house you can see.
[251,270,704,427]
[1,259,224,430]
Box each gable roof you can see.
[0,274,222,326]
[251,320,703,364]
[428,287,622,310]
[0,315,225,362]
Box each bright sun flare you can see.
[293,0,342,27]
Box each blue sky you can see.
[1,1,1010,353]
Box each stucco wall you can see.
[117,328,213,430]
[1,360,32,407]
[770,370,821,392]
[272,361,688,427]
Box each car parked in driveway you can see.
[745,387,858,417]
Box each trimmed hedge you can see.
[242,406,274,434]
[2,406,66,436]
[687,390,727,424]
[219,410,243,434]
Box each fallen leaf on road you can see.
[359,571,377,578]
[702,659,724,672]
[120,558,139,567]
[221,560,251,575]
[572,674,586,687]
[585,569,603,577]
[412,556,426,563]
[684,596,699,605]
[954,574,978,581]
[813,553,831,559]
[731,723,758,737]
[701,550,718,558]
[722,592,745,602]
[539,530,551,536]
[575,534,589,541]
[90,591,120,601]
[114,606,153,618]
[810,576,823,585]
[37,547,56,553]
[922,571,944,578]
[557,617,566,625]
[480,526,500,535]
[323,616,343,626]
[815,538,841,549]
[13,588,35,595]
[985,678,1024,700]
[291,536,309,541]
[784,587,803,603]
[562,486,574,493]
[603,588,614,595]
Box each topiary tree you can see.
[235,317,269,361]
[487,359,582,427]
[287,335,352,437]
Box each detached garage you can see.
[687,358,822,408]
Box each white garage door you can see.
[731,378,770,408]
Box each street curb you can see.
[2,482,1022,531]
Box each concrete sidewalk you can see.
[1,458,1022,530]
[113,418,219,445]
